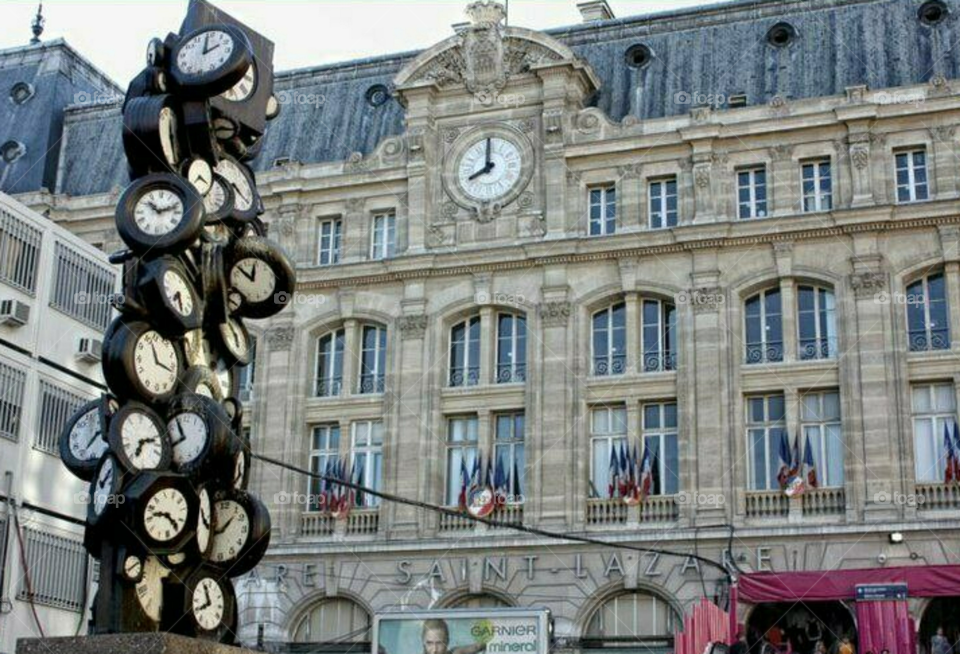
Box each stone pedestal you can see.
[17,633,260,654]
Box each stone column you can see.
[341,198,366,263]
[930,126,958,200]
[341,318,359,396]
[617,165,641,233]
[843,117,877,208]
[770,145,796,216]
[624,292,640,373]
[479,306,496,386]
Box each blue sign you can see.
[856,583,908,601]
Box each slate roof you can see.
[3,0,958,197]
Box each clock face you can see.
[204,179,228,214]
[124,555,143,581]
[198,488,212,553]
[193,577,226,630]
[162,269,194,317]
[134,189,184,236]
[169,412,208,467]
[220,320,247,359]
[134,330,179,395]
[215,159,254,212]
[143,487,189,542]
[457,136,523,202]
[69,407,106,462]
[120,410,163,470]
[221,63,256,102]
[210,500,250,563]
[229,258,275,303]
[92,458,117,516]
[136,557,165,621]
[186,158,212,196]
[176,30,236,75]
[195,381,217,399]
[158,107,179,168]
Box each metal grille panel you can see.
[16,527,88,612]
[49,242,114,330]
[0,207,41,295]
[35,380,87,454]
[0,360,26,442]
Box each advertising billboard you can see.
[374,609,551,654]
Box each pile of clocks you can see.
[58,6,294,642]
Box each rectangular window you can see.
[745,289,784,364]
[16,528,88,612]
[351,420,383,508]
[907,273,950,351]
[50,243,114,330]
[359,325,386,394]
[318,218,342,266]
[315,329,345,397]
[800,390,844,487]
[641,299,677,372]
[649,177,678,229]
[494,412,525,503]
[446,416,479,506]
[308,424,340,511]
[642,402,679,495]
[738,166,768,219]
[593,303,626,376]
[590,405,628,498]
[797,286,837,360]
[746,393,787,491]
[912,383,956,483]
[0,207,42,295]
[896,149,930,204]
[802,160,833,213]
[370,212,396,260]
[588,186,616,236]
[35,380,87,455]
[237,337,256,401]
[0,359,27,442]
[496,313,526,384]
[449,316,481,387]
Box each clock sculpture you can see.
[57,0,293,642]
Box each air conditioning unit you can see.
[0,299,29,327]
[76,337,103,363]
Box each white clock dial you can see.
[214,159,253,211]
[144,487,189,542]
[69,408,106,461]
[229,258,275,303]
[203,179,227,213]
[195,382,216,399]
[163,269,194,317]
[193,577,225,630]
[133,331,179,395]
[210,500,250,563]
[220,320,247,358]
[92,459,117,516]
[158,107,179,167]
[458,137,523,202]
[124,555,143,580]
[136,557,166,621]
[176,31,236,75]
[134,189,184,236]
[197,488,212,553]
[168,412,208,467]
[187,159,212,196]
[221,64,256,102]
[121,411,163,470]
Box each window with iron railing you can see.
[0,359,26,442]
[449,316,481,387]
[17,528,88,612]
[745,288,783,364]
[593,303,626,376]
[358,325,386,394]
[906,272,950,352]
[315,329,345,397]
[496,313,526,384]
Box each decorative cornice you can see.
[539,301,571,327]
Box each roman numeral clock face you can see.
[458,136,523,202]
[134,330,179,395]
[143,487,189,542]
[176,30,236,75]
[134,189,185,236]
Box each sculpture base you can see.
[17,633,259,653]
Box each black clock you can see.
[182,364,222,400]
[102,318,182,404]
[225,236,295,319]
[122,551,146,584]
[182,156,213,196]
[168,24,254,97]
[180,100,219,162]
[87,455,124,528]
[201,174,236,225]
[146,37,166,67]
[124,473,200,554]
[122,95,180,174]
[211,317,252,368]
[228,434,250,491]
[182,567,236,641]
[115,173,205,255]
[200,243,229,327]
[122,66,169,113]
[211,358,241,400]
[213,156,258,223]
[60,394,116,481]
[135,256,202,336]
[108,401,172,473]
[208,491,270,576]
[166,393,237,476]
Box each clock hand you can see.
[214,517,235,535]
[173,291,184,312]
[171,419,186,446]
[85,429,101,449]
[237,263,256,282]
[135,437,157,457]
[150,344,173,372]
[485,137,492,168]
[468,165,492,181]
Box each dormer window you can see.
[767,22,798,48]
[1,141,25,164]
[10,82,34,105]
[919,0,948,25]
[625,44,653,69]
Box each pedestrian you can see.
[932,627,953,654]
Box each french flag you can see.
[777,431,792,489]
[944,423,958,484]
[638,446,653,500]
[804,434,818,489]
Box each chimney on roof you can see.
[577,0,614,22]
[30,3,45,44]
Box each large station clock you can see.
[444,124,534,217]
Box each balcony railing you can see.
[745,343,784,365]
[490,504,523,527]
[745,490,789,518]
[496,364,526,384]
[315,377,343,398]
[593,354,627,376]
[301,512,335,537]
[300,509,380,538]
[358,374,385,394]
[802,487,846,516]
[347,508,380,535]
[916,482,960,511]
[642,351,677,373]
[449,366,480,387]
[641,495,680,522]
[440,511,474,532]
[586,496,680,526]
[909,330,950,352]
[586,498,628,525]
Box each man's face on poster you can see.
[423,628,449,654]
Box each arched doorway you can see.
[289,597,371,654]
[745,602,856,654]
[583,591,680,654]
[918,597,960,654]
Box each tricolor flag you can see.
[777,431,793,489]
[804,434,819,489]
[457,456,470,510]
[953,423,960,483]
[617,441,630,498]
[608,446,621,498]
[493,453,507,509]
[638,446,654,501]
[944,423,958,484]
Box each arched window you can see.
[907,272,950,351]
[797,286,837,360]
[316,328,345,397]
[496,312,526,383]
[744,288,783,364]
[585,591,679,651]
[641,298,677,372]
[293,598,370,651]
[449,316,481,387]
[593,303,626,376]
[359,324,387,394]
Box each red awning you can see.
[737,565,960,603]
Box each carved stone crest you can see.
[398,315,429,340]
[850,145,870,170]
[539,301,571,327]
[267,326,295,350]
[462,1,508,103]
[849,271,888,299]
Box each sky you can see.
[0,0,731,85]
